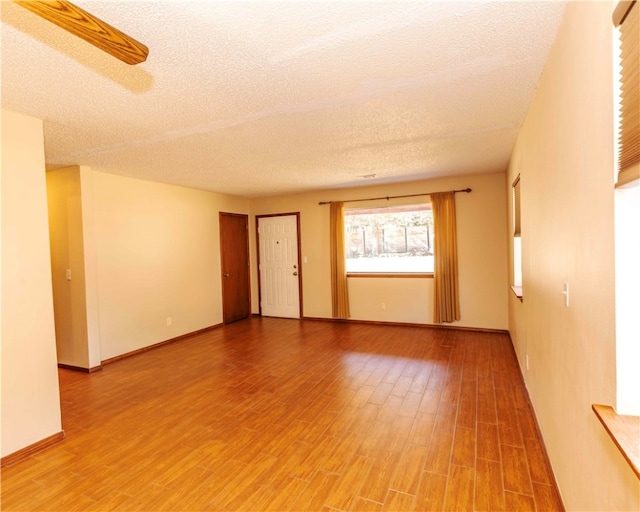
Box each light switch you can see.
[65,269,72,281]
[562,282,569,307]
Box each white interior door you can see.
[258,215,301,318]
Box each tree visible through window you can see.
[344,204,434,273]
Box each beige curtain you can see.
[431,192,460,323]
[330,202,350,318]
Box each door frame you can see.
[219,212,251,324]
[256,212,303,319]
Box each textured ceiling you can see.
[1,1,566,198]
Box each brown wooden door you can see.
[220,212,250,324]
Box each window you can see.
[613,0,640,417]
[594,0,640,478]
[344,203,434,274]
[512,175,523,299]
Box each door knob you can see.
[293,271,298,276]
[223,273,230,277]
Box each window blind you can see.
[614,0,639,187]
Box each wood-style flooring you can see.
[1,318,563,511]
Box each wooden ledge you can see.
[592,404,640,479]
[347,273,434,279]
[511,285,523,302]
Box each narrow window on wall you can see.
[593,1,640,478]
[512,175,523,299]
[613,0,639,416]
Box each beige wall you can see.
[45,166,508,368]
[86,170,249,360]
[1,109,62,457]
[507,2,640,510]
[79,166,102,368]
[250,172,508,330]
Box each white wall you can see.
[1,109,62,457]
[86,170,249,360]
[507,2,640,510]
[250,172,508,330]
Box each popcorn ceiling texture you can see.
[1,1,566,197]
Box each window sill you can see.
[592,404,640,479]
[511,285,523,301]
[347,273,434,279]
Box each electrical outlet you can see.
[525,354,529,371]
[166,317,172,326]
[381,302,386,310]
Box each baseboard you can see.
[506,332,566,511]
[0,431,66,468]
[301,316,509,335]
[58,363,102,373]
[101,323,223,366]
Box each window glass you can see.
[344,204,433,273]
[613,2,640,416]
[513,176,523,289]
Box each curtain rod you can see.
[318,187,472,206]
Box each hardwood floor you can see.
[1,318,563,511]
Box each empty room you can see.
[1,1,639,511]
